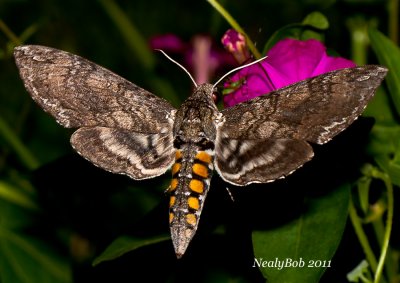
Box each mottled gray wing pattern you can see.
[14,45,177,179]
[216,65,387,185]
[14,45,175,133]
[71,127,175,180]
[215,138,313,185]
[220,65,388,144]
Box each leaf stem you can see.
[207,0,261,59]
[0,19,21,45]
[98,0,155,71]
[388,0,399,44]
[97,0,181,105]
[349,196,379,272]
[0,181,38,210]
[370,169,394,283]
[0,116,39,170]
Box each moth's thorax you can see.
[173,83,219,145]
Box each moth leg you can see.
[225,186,235,202]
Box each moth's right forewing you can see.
[14,45,175,134]
[220,65,388,144]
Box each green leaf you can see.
[93,234,170,266]
[374,155,400,187]
[252,185,350,283]
[262,12,328,54]
[363,87,395,123]
[302,11,329,30]
[0,199,35,230]
[0,228,72,283]
[367,124,400,157]
[0,181,38,211]
[369,28,400,116]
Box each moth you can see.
[14,45,387,258]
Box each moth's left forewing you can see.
[14,45,175,133]
[215,65,387,185]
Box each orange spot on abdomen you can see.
[170,178,178,191]
[186,213,197,226]
[195,151,213,164]
[188,196,200,210]
[171,163,181,176]
[169,196,176,207]
[189,179,204,194]
[175,150,182,160]
[192,163,208,178]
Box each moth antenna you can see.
[156,49,198,88]
[212,56,268,88]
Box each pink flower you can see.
[149,34,186,53]
[221,29,250,64]
[223,38,356,107]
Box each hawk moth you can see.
[14,45,387,258]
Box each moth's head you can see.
[192,83,215,99]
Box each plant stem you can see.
[98,0,155,71]
[388,0,399,44]
[0,19,21,45]
[97,0,181,105]
[0,181,38,210]
[349,196,379,273]
[371,170,394,283]
[346,17,368,66]
[0,116,39,170]
[207,0,261,59]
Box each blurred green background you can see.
[0,0,398,283]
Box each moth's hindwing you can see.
[215,138,313,186]
[216,65,388,185]
[220,65,388,144]
[71,127,175,179]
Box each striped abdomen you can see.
[168,145,214,258]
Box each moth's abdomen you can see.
[168,147,214,258]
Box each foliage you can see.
[0,0,399,282]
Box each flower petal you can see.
[223,38,356,107]
[221,29,251,64]
[149,34,186,53]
